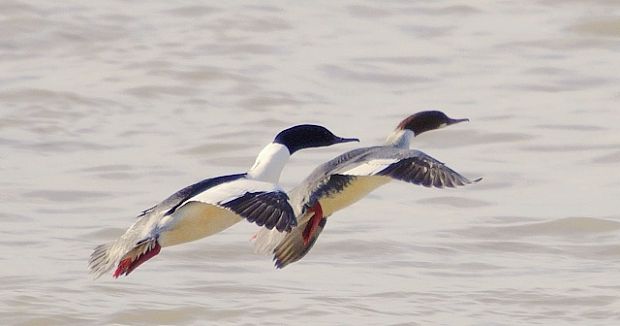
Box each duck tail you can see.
[112,238,161,278]
[89,236,161,279]
[88,242,117,279]
[251,227,287,255]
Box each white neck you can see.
[246,143,291,182]
[384,129,414,148]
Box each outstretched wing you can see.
[178,177,297,232]
[341,149,481,188]
[262,148,480,267]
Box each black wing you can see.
[222,191,296,232]
[377,155,480,188]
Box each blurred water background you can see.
[1,0,619,324]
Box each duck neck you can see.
[247,143,291,183]
[384,129,414,148]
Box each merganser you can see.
[88,124,358,278]
[252,111,480,268]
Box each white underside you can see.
[158,201,243,247]
[318,175,391,217]
[156,177,282,248]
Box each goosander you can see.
[89,124,358,278]
[253,111,480,268]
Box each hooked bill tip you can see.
[448,118,469,125]
[337,137,360,143]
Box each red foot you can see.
[114,258,132,278]
[302,203,324,246]
[113,242,161,278]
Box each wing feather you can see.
[221,191,296,231]
[341,150,480,188]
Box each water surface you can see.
[1,1,620,325]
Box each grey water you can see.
[1,1,620,325]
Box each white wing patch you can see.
[182,178,282,207]
[340,158,398,176]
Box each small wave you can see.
[453,217,620,240]
[417,196,492,208]
[26,190,114,202]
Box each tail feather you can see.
[251,209,316,255]
[113,238,161,278]
[89,211,162,279]
[89,237,160,279]
[89,242,116,279]
[273,217,327,269]
[251,228,287,255]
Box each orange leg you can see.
[113,242,161,278]
[302,202,324,246]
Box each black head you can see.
[273,124,359,155]
[397,110,469,136]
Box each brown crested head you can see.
[396,110,469,136]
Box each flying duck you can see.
[252,111,480,268]
[89,124,358,278]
